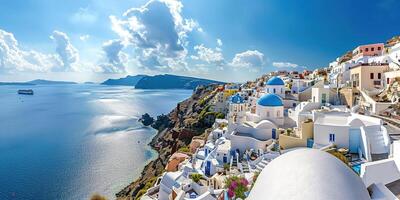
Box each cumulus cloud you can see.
[99,39,127,73]
[70,7,97,24]
[217,38,223,46]
[0,29,61,73]
[79,34,90,41]
[192,44,224,66]
[109,0,199,71]
[230,50,264,71]
[272,62,298,68]
[50,30,79,71]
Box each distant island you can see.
[101,75,146,86]
[0,82,35,86]
[0,79,78,85]
[27,79,77,85]
[102,74,224,89]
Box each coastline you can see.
[116,84,218,199]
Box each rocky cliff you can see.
[116,84,220,200]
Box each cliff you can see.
[101,75,147,86]
[134,74,224,89]
[116,84,220,200]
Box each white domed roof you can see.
[248,149,370,200]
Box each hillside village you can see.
[134,37,400,200]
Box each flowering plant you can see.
[225,176,249,199]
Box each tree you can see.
[139,113,154,126]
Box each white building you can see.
[291,79,314,94]
[264,76,286,98]
[248,149,378,200]
[312,111,390,161]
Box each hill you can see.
[101,75,147,86]
[134,74,224,89]
[27,79,77,85]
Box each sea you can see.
[0,84,192,200]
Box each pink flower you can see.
[240,178,249,186]
[228,189,234,198]
[230,181,238,189]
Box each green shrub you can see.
[178,146,190,153]
[190,173,202,183]
[216,112,225,119]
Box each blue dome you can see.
[257,93,283,106]
[230,93,244,104]
[266,76,284,85]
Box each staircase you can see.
[254,158,270,173]
[232,155,238,167]
[241,160,250,173]
[366,126,389,154]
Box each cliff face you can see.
[116,84,219,200]
[134,74,224,89]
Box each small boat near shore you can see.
[18,89,34,95]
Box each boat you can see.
[18,89,34,95]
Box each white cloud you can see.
[217,38,223,46]
[99,39,127,73]
[272,62,298,68]
[192,44,224,66]
[230,50,264,71]
[70,7,97,24]
[50,30,80,71]
[79,34,90,41]
[0,29,61,73]
[109,0,200,71]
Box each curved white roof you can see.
[248,149,371,200]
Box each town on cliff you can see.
[116,36,400,200]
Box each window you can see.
[277,111,280,117]
[329,134,335,142]
[370,73,374,79]
[267,88,269,93]
[387,78,390,84]
[273,88,276,93]
[378,47,381,50]
[371,47,374,51]
[378,73,381,79]
[365,48,369,52]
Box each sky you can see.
[0,0,399,83]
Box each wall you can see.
[350,65,389,91]
[313,124,349,148]
[265,85,285,98]
[339,87,355,107]
[279,121,314,150]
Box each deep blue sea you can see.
[0,84,192,200]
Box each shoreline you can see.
[115,84,218,200]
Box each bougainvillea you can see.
[225,176,249,199]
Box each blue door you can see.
[223,156,227,163]
[272,128,276,139]
[307,138,314,148]
[205,160,211,176]
[349,129,361,153]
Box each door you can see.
[349,129,361,153]
[205,160,211,176]
[223,156,227,163]
[272,128,276,139]
[322,93,327,104]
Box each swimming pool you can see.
[352,164,361,174]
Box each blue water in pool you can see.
[0,84,192,200]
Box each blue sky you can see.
[0,0,399,82]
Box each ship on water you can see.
[18,89,34,95]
